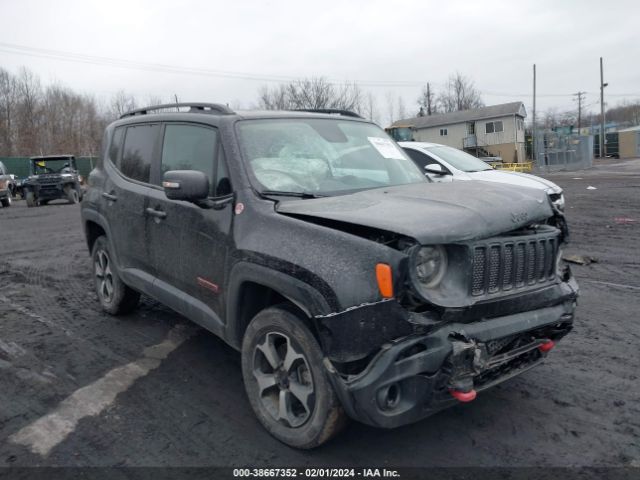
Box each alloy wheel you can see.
[252,331,315,428]
[94,249,114,303]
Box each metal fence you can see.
[0,157,98,178]
[533,132,593,172]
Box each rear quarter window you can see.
[108,127,125,166]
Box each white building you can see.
[389,102,527,163]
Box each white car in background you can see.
[400,141,565,211]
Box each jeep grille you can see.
[471,229,559,296]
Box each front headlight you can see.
[411,245,448,292]
[549,192,565,211]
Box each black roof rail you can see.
[120,102,235,119]
[293,108,363,119]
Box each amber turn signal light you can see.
[376,263,394,298]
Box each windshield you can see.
[426,146,493,172]
[238,119,426,197]
[31,158,75,174]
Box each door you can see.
[147,123,233,330]
[101,124,161,294]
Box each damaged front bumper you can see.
[324,282,578,429]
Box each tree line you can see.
[256,73,484,124]
[0,67,107,157]
[0,67,150,157]
[2,64,638,157]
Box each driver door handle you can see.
[102,192,117,201]
[145,207,167,219]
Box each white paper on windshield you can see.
[368,137,405,160]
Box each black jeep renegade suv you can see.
[81,103,578,448]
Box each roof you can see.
[618,125,640,133]
[29,155,75,160]
[392,102,526,129]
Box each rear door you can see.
[101,123,161,295]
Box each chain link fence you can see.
[533,131,593,172]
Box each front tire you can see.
[65,186,79,204]
[25,191,37,208]
[1,196,11,208]
[91,236,140,314]
[241,305,347,449]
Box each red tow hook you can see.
[450,389,477,402]
[538,340,555,353]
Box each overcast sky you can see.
[1,0,639,125]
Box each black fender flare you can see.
[81,208,122,272]
[225,261,332,349]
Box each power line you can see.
[4,41,639,98]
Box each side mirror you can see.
[163,170,209,202]
[424,163,447,175]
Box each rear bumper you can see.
[326,289,577,429]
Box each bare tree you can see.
[257,77,363,113]
[16,67,42,154]
[385,91,397,125]
[437,73,483,113]
[362,92,379,123]
[0,68,19,155]
[606,100,640,126]
[0,67,107,157]
[397,96,407,120]
[109,90,137,119]
[257,84,290,110]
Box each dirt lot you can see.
[0,159,639,470]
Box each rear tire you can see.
[91,236,140,315]
[241,305,347,449]
[25,191,37,208]
[1,196,10,208]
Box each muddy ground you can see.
[0,159,639,469]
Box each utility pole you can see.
[573,91,586,131]
[599,57,607,158]
[532,64,537,163]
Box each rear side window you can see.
[120,124,160,183]
[109,127,125,165]
[161,124,222,195]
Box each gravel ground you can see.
[0,159,639,469]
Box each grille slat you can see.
[471,230,560,297]
[503,244,514,290]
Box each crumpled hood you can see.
[467,170,562,193]
[276,181,553,244]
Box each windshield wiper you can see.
[260,190,324,199]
